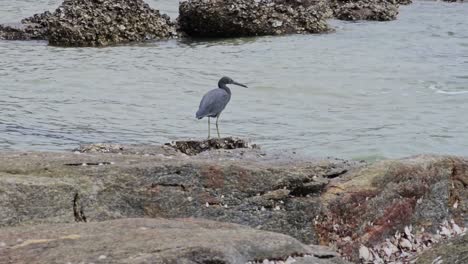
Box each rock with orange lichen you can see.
[316,155,468,261]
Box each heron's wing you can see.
[196,89,230,118]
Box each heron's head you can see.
[218,76,248,88]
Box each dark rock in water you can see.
[178,0,331,38]
[397,0,412,5]
[0,23,46,41]
[0,218,349,264]
[165,137,257,155]
[1,0,177,46]
[331,0,399,21]
[317,155,468,261]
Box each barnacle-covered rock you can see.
[331,0,400,21]
[178,0,332,38]
[1,0,177,46]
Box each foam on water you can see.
[428,85,468,95]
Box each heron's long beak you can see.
[233,81,248,88]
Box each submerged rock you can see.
[1,0,177,46]
[397,0,412,5]
[331,0,399,21]
[0,218,349,264]
[178,0,331,38]
[317,155,468,261]
[0,23,46,40]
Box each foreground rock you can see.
[0,218,348,264]
[178,0,331,37]
[0,0,176,46]
[0,141,359,243]
[416,234,468,264]
[317,155,468,262]
[330,0,400,21]
[0,141,466,263]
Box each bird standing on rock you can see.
[196,76,248,139]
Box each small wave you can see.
[428,84,468,95]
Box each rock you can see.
[74,143,125,153]
[0,218,349,264]
[0,23,46,40]
[0,143,360,243]
[317,155,468,261]
[178,0,331,38]
[397,0,412,4]
[1,0,177,46]
[2,144,465,262]
[165,137,257,155]
[331,0,399,21]
[416,234,468,264]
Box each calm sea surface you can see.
[0,1,467,160]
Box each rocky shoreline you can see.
[0,0,462,46]
[0,138,466,263]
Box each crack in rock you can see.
[73,193,87,222]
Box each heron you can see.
[196,76,248,139]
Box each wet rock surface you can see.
[0,218,349,264]
[178,0,331,38]
[317,155,468,262]
[1,0,177,46]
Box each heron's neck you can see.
[218,83,231,95]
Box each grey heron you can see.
[196,76,248,138]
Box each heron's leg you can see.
[207,117,211,139]
[216,115,220,138]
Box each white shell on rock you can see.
[359,245,372,261]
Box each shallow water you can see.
[0,1,467,159]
